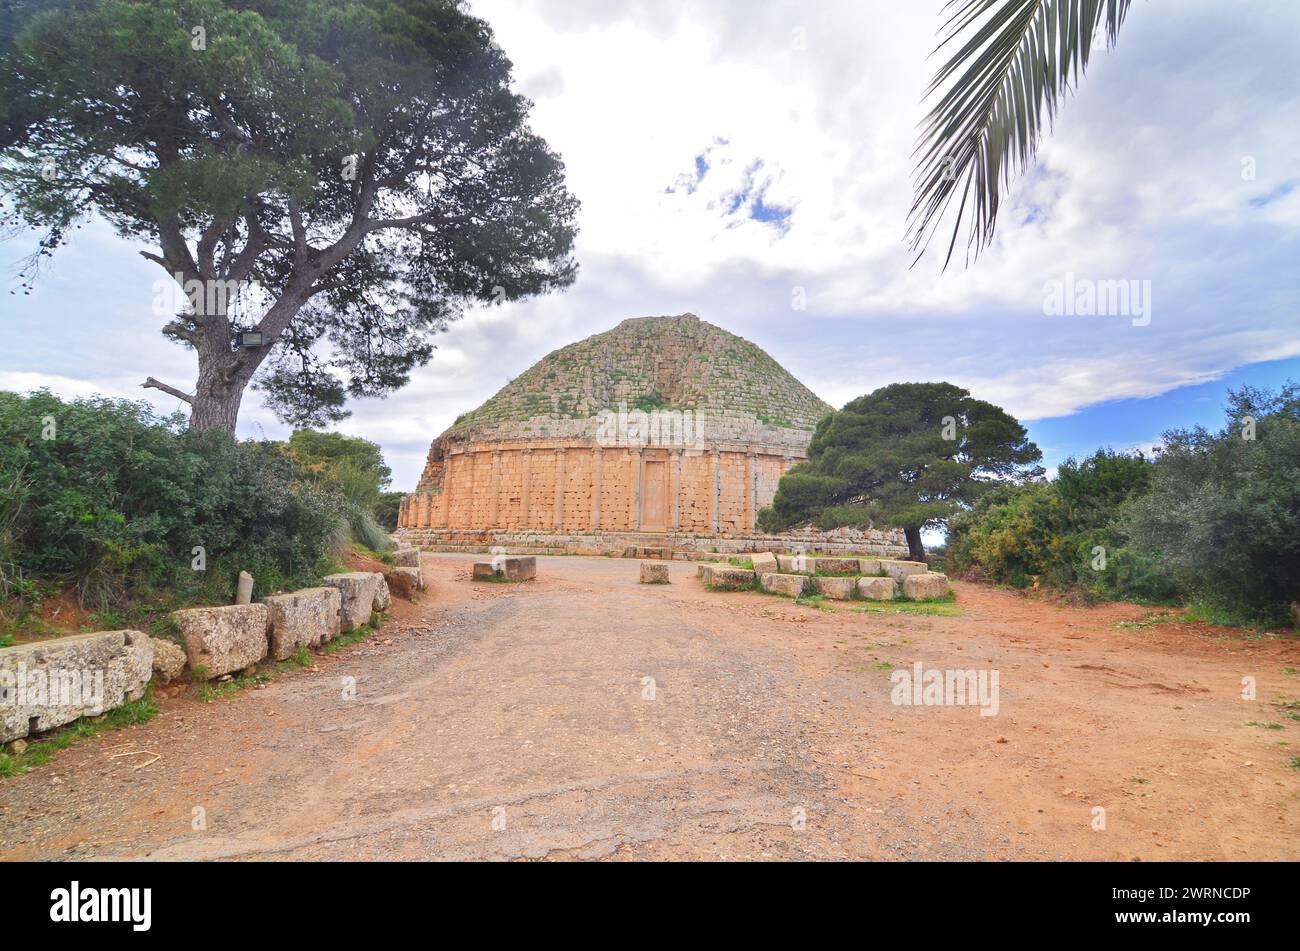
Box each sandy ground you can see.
[1,554,1297,861]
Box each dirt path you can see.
[2,555,1297,861]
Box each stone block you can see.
[857,559,883,576]
[777,554,813,574]
[374,575,391,612]
[639,562,670,584]
[751,552,779,574]
[471,556,536,582]
[696,563,730,583]
[760,572,808,597]
[172,604,269,678]
[322,572,383,632]
[881,560,928,582]
[393,547,421,568]
[386,567,423,600]
[811,576,855,600]
[708,567,755,591]
[856,576,896,601]
[903,572,951,600]
[0,630,154,742]
[814,558,860,576]
[150,637,187,682]
[264,587,341,660]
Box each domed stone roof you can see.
[442,313,833,449]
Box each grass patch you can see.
[1130,776,1150,785]
[856,599,961,617]
[793,593,835,612]
[1290,757,1300,772]
[322,620,377,654]
[1246,721,1284,730]
[197,671,270,702]
[1115,611,1187,631]
[0,688,160,778]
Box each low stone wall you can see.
[1,630,153,743]
[2,571,402,748]
[701,553,952,603]
[265,587,342,660]
[393,525,907,560]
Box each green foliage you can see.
[374,491,404,532]
[1119,383,1300,626]
[947,448,1172,599]
[287,430,391,508]
[285,429,394,551]
[759,383,1042,558]
[947,383,1300,626]
[1,0,579,429]
[0,390,348,622]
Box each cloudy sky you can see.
[2,0,1298,489]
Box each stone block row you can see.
[1,630,154,743]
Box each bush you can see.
[948,385,1300,625]
[1120,383,1300,625]
[947,449,1171,598]
[0,390,349,623]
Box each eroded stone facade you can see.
[398,314,902,552]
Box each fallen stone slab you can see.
[814,558,860,576]
[322,572,382,632]
[472,556,536,582]
[172,604,270,678]
[760,572,808,597]
[393,547,421,569]
[881,559,928,582]
[812,576,855,600]
[696,563,730,584]
[639,562,670,584]
[856,576,896,601]
[0,630,154,742]
[386,566,423,600]
[777,554,813,574]
[707,567,755,591]
[751,552,779,574]
[150,636,187,683]
[374,574,392,612]
[903,572,951,600]
[264,587,341,660]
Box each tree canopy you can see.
[0,0,579,432]
[758,382,1043,560]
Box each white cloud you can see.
[2,0,1297,490]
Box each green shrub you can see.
[0,390,349,619]
[1120,383,1300,625]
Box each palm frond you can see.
[907,0,1132,269]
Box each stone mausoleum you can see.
[396,314,906,558]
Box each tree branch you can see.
[142,376,194,404]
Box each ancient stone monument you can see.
[397,314,906,558]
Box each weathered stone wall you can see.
[398,441,804,533]
[394,525,909,559]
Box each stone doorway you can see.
[641,460,668,531]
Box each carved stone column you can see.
[592,447,603,530]
[554,447,566,530]
[632,447,644,531]
[747,451,758,532]
[711,449,721,534]
[489,450,502,527]
[521,448,533,530]
[672,449,682,532]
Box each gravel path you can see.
[1,555,1296,861]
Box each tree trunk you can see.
[189,349,249,435]
[904,526,926,563]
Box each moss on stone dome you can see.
[447,313,833,439]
